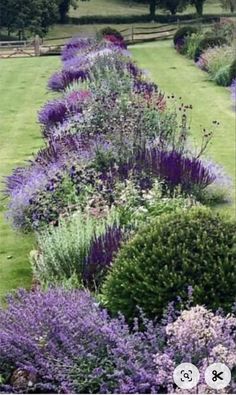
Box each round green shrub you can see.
[102,207,236,321]
[213,64,231,86]
[173,26,198,46]
[99,26,123,40]
[194,36,228,62]
[229,59,236,84]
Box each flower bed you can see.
[1,33,235,393]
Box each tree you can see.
[220,0,236,12]
[159,0,188,15]
[190,0,206,16]
[149,0,157,19]
[57,0,90,23]
[0,0,59,38]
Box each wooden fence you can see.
[0,19,211,58]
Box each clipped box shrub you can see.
[194,36,228,62]
[173,26,198,46]
[102,207,236,321]
[99,26,124,40]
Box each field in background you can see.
[71,0,224,17]
[0,57,59,299]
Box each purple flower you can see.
[231,78,236,108]
[61,37,93,61]
[0,289,160,394]
[38,99,68,129]
[48,69,90,92]
[84,225,124,287]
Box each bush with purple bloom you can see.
[48,69,90,92]
[38,99,68,129]
[231,78,236,109]
[0,288,161,394]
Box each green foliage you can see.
[220,0,236,12]
[102,207,236,321]
[158,0,188,15]
[205,45,234,78]
[98,26,124,39]
[185,32,204,59]
[33,210,119,286]
[213,64,231,86]
[70,14,227,26]
[173,26,198,46]
[194,36,228,61]
[190,0,206,16]
[229,59,236,84]
[0,0,59,38]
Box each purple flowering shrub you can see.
[5,142,219,230]
[154,305,236,393]
[38,89,92,136]
[48,69,90,92]
[61,37,94,61]
[0,289,161,394]
[231,79,236,109]
[34,211,124,289]
[1,289,236,394]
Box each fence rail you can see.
[0,18,217,58]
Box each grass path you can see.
[131,40,236,217]
[0,57,59,299]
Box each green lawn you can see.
[71,0,226,17]
[131,40,236,216]
[0,56,59,299]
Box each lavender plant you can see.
[33,209,123,289]
[0,289,161,394]
[1,289,236,394]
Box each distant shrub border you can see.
[68,14,233,25]
[193,36,228,62]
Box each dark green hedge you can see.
[173,26,198,45]
[68,14,224,25]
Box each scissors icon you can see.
[212,370,224,382]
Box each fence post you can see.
[34,35,40,56]
[131,25,134,43]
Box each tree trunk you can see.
[195,1,203,16]
[149,0,156,19]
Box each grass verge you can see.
[0,56,59,299]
